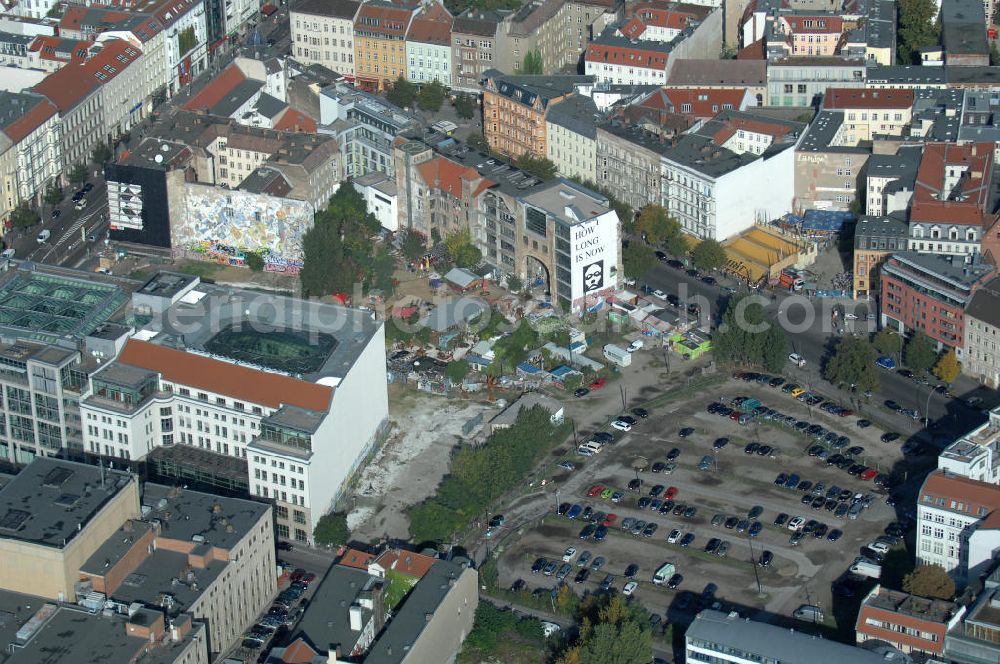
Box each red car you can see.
[664,486,679,499]
[290,568,306,582]
[587,484,605,497]
[589,378,608,390]
[300,572,317,586]
[839,409,855,417]
[603,513,618,527]
[859,468,878,481]
[729,411,742,421]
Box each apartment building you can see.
[917,469,1000,586]
[686,610,899,664]
[354,1,416,92]
[937,405,1000,482]
[290,0,360,80]
[482,72,594,160]
[635,87,755,123]
[183,61,311,132]
[498,0,616,76]
[30,60,101,172]
[880,253,994,356]
[400,152,486,242]
[822,88,914,142]
[945,579,1000,664]
[546,95,598,182]
[769,14,845,58]
[0,90,59,224]
[865,146,921,216]
[793,111,869,212]
[767,57,866,107]
[584,33,672,86]
[450,9,502,93]
[596,120,670,212]
[666,58,767,105]
[661,111,803,240]
[963,277,1000,388]
[856,586,963,659]
[406,1,452,86]
[852,214,908,301]
[319,82,419,178]
[941,0,989,67]
[79,273,388,544]
[907,143,994,257]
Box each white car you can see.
[868,541,890,555]
[787,516,805,531]
[623,581,638,596]
[563,547,577,562]
[611,420,632,432]
[844,313,858,320]
[36,229,50,243]
[0,248,13,259]
[667,529,683,543]
[628,339,644,352]
[541,621,561,638]
[652,289,667,300]
[788,353,806,367]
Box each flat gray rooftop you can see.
[80,520,154,576]
[293,565,378,652]
[137,283,382,382]
[521,180,611,227]
[687,610,900,664]
[107,547,225,617]
[0,458,132,549]
[141,483,268,551]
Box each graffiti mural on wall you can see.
[177,185,313,273]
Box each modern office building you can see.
[880,253,995,357]
[79,272,388,544]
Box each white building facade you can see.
[290,0,360,79]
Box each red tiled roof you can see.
[856,604,947,654]
[824,87,914,109]
[911,143,994,226]
[785,15,843,34]
[279,638,320,664]
[618,17,647,39]
[183,63,246,112]
[585,43,668,69]
[118,339,334,412]
[416,156,480,196]
[2,96,57,144]
[406,1,452,45]
[712,115,794,144]
[29,35,90,63]
[273,108,318,133]
[339,548,375,569]
[642,88,747,119]
[355,3,415,38]
[32,39,141,112]
[920,470,1000,518]
[373,549,437,579]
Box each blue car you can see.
[567,504,583,519]
[594,525,608,541]
[783,473,800,489]
[876,356,896,370]
[748,521,763,538]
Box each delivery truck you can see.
[779,268,805,291]
[652,562,676,585]
[603,344,632,367]
[849,557,882,579]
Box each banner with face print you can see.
[582,260,604,293]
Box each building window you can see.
[294,510,306,524]
[277,524,290,538]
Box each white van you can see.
[788,353,806,367]
[628,339,644,353]
[793,605,825,622]
[36,230,51,243]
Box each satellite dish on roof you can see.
[154,154,164,163]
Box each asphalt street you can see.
[639,261,990,442]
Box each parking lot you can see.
[495,372,922,633]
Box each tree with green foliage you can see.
[991,41,1000,66]
[461,601,545,659]
[762,324,789,373]
[444,229,482,268]
[824,336,880,393]
[720,43,737,59]
[521,50,543,74]
[454,92,477,119]
[492,319,538,368]
[465,133,490,153]
[371,245,396,294]
[634,204,680,245]
[43,183,63,206]
[712,294,782,369]
[400,229,426,262]
[514,153,557,180]
[622,242,656,279]
[691,238,727,272]
[506,274,523,293]
[445,359,470,384]
[556,594,653,664]
[904,331,937,374]
[10,202,39,229]
[406,405,570,543]
[300,184,384,297]
[665,232,690,258]
[903,564,956,600]
[898,0,941,63]
[91,142,113,166]
[873,328,903,357]
[177,26,197,56]
[69,163,88,186]
[386,75,417,109]
[312,511,350,546]
[245,251,264,272]
[417,79,447,111]
[933,349,961,384]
